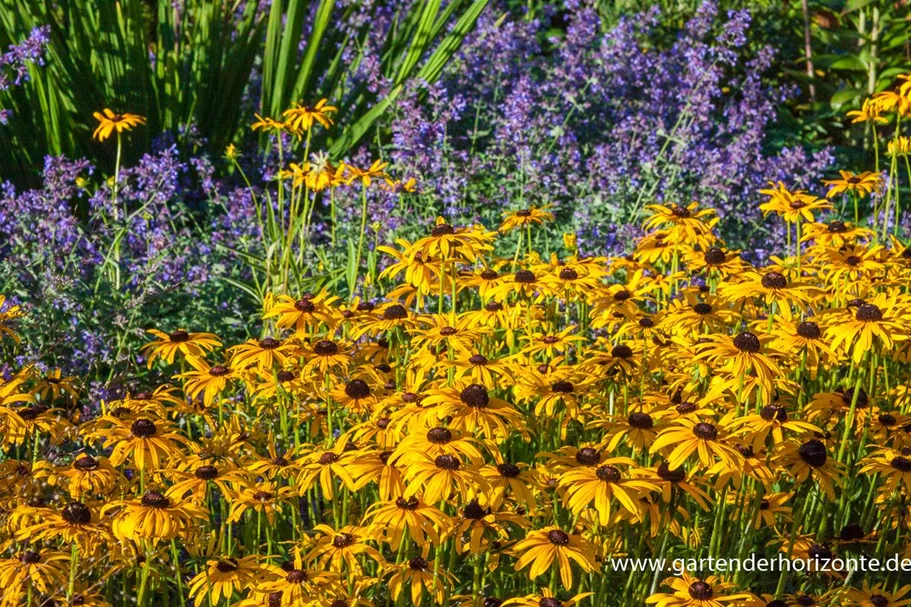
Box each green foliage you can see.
[0,0,488,185]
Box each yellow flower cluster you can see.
[3,187,911,607]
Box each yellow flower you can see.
[822,170,883,198]
[92,108,145,142]
[282,98,337,134]
[513,526,597,590]
[499,206,555,233]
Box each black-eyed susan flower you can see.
[499,206,555,233]
[645,573,753,607]
[141,328,222,368]
[106,490,207,542]
[513,526,597,590]
[387,556,455,605]
[282,98,337,133]
[92,108,145,141]
[188,555,261,607]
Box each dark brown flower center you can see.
[216,559,238,572]
[704,247,726,265]
[409,556,429,570]
[259,337,280,349]
[575,447,601,466]
[169,330,190,342]
[481,269,498,280]
[828,220,847,233]
[209,365,230,376]
[277,370,296,382]
[871,596,889,607]
[798,439,828,467]
[431,224,454,237]
[676,402,697,414]
[485,302,503,312]
[440,327,458,336]
[552,380,574,393]
[796,596,815,606]
[20,550,41,564]
[314,340,338,356]
[333,533,355,548]
[639,317,654,328]
[559,267,579,281]
[612,344,633,359]
[628,412,654,429]
[396,496,419,510]
[547,529,570,545]
[427,427,452,444]
[839,523,864,541]
[497,462,521,478]
[891,456,911,472]
[141,492,171,509]
[657,461,686,483]
[688,581,713,600]
[733,331,761,353]
[460,384,490,408]
[539,599,563,607]
[318,452,340,465]
[344,379,371,400]
[74,455,99,471]
[693,423,718,440]
[879,413,897,426]
[515,270,536,284]
[195,465,219,480]
[286,569,308,583]
[856,303,883,322]
[434,454,461,471]
[596,465,621,483]
[62,502,92,525]
[383,304,408,320]
[131,419,157,438]
[463,500,490,520]
[760,405,788,422]
[693,303,713,315]
[796,321,821,339]
[671,205,691,218]
[254,491,274,501]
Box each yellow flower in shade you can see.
[480,459,536,510]
[175,355,235,406]
[227,480,296,525]
[282,98,337,133]
[775,438,844,500]
[729,403,820,451]
[0,294,24,342]
[758,182,832,223]
[306,524,385,573]
[48,453,123,499]
[499,206,555,233]
[846,97,888,124]
[825,294,908,363]
[558,456,659,525]
[95,416,188,471]
[250,113,287,133]
[449,499,530,555]
[719,270,819,321]
[348,159,389,187]
[0,548,69,600]
[187,555,261,607]
[402,452,489,504]
[642,202,718,243]
[263,292,340,335]
[92,108,145,141]
[363,496,451,549]
[412,217,496,264]
[859,448,911,494]
[645,573,754,607]
[257,551,339,604]
[296,447,357,499]
[513,526,597,590]
[503,589,592,607]
[141,328,222,368]
[106,490,207,542]
[888,136,911,158]
[228,336,297,371]
[843,583,911,607]
[650,415,743,471]
[387,556,455,606]
[822,170,883,198]
[799,219,875,248]
[421,383,524,439]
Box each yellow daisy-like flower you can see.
[91,108,145,142]
[282,98,337,133]
[499,206,555,233]
[645,573,753,607]
[822,170,883,198]
[513,526,597,590]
